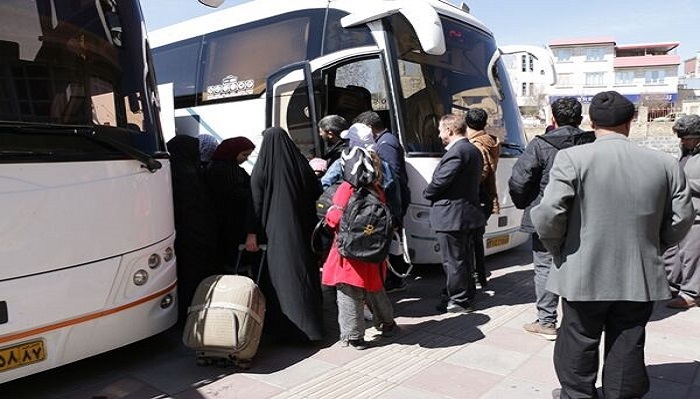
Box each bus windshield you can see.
[388,14,525,157]
[0,0,163,160]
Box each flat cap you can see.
[589,91,635,127]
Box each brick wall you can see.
[523,122,680,158]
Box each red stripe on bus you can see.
[0,282,177,345]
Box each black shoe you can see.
[445,301,474,313]
[344,338,372,350]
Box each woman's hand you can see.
[245,233,259,252]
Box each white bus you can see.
[150,0,555,264]
[0,0,177,383]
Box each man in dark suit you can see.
[531,91,694,399]
[424,114,485,313]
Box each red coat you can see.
[321,182,387,292]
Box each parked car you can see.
[652,112,686,122]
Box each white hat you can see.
[341,123,375,151]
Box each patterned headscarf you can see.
[340,146,377,187]
[198,134,219,163]
[341,123,376,151]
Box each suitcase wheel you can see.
[235,358,252,370]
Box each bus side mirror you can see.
[198,0,225,8]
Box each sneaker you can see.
[379,322,399,337]
[441,301,474,314]
[385,278,407,293]
[523,321,557,340]
[342,338,372,350]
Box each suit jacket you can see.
[531,133,694,301]
[423,138,485,232]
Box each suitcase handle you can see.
[234,244,267,284]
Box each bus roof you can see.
[149,0,492,48]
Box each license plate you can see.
[0,339,46,372]
[486,235,510,248]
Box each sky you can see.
[140,0,700,63]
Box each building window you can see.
[521,82,527,96]
[557,49,571,62]
[557,73,572,86]
[615,70,634,85]
[529,82,534,96]
[529,56,534,72]
[521,55,527,72]
[645,70,665,84]
[585,72,605,86]
[586,48,605,61]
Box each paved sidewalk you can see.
[183,246,700,399]
[4,244,699,398]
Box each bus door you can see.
[266,50,393,160]
[266,61,320,159]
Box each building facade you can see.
[504,37,681,122]
[548,37,680,121]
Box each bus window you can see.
[322,10,375,55]
[201,17,313,103]
[387,14,525,156]
[325,57,389,125]
[151,38,200,108]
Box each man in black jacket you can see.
[508,97,594,340]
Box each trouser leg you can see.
[473,226,486,283]
[677,225,700,299]
[601,301,654,399]
[555,299,608,399]
[335,284,365,341]
[365,289,395,327]
[532,233,559,325]
[436,230,473,305]
[663,245,682,294]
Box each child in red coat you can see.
[322,148,397,349]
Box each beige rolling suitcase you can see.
[182,245,266,369]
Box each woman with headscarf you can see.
[251,127,325,341]
[205,137,260,270]
[167,135,219,319]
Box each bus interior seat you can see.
[328,85,372,123]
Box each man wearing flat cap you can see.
[531,91,694,399]
[664,114,700,309]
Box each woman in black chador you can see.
[167,135,218,319]
[205,137,260,269]
[251,127,324,341]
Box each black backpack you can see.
[336,187,392,263]
[316,182,341,220]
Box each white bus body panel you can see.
[405,157,528,264]
[0,161,177,383]
[0,161,175,280]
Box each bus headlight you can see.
[163,247,174,262]
[148,254,161,269]
[133,269,149,286]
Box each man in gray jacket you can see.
[531,91,694,399]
